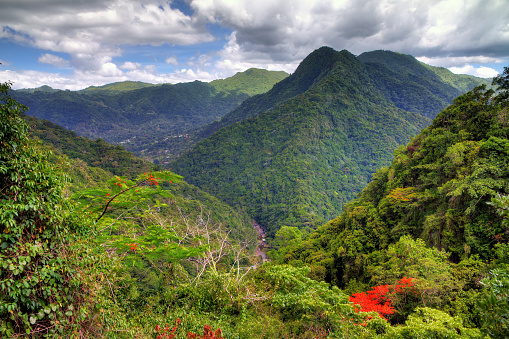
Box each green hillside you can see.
[422,63,492,93]
[21,114,257,245]
[276,75,509,334]
[23,114,157,178]
[284,81,509,281]
[210,68,288,96]
[15,85,61,93]
[80,80,157,93]
[14,81,246,145]
[173,48,431,236]
[358,50,468,117]
[172,47,487,237]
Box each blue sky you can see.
[1,0,508,90]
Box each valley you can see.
[2,47,507,338]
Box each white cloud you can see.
[214,32,299,77]
[1,69,84,90]
[2,0,508,89]
[450,65,500,78]
[416,56,505,69]
[165,56,178,65]
[3,63,217,91]
[192,0,509,71]
[0,0,214,71]
[99,62,123,77]
[120,62,141,70]
[38,53,69,68]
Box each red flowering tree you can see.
[154,319,224,339]
[349,277,417,322]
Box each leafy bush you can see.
[0,81,96,337]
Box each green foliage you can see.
[210,68,289,96]
[269,226,304,261]
[488,193,509,229]
[285,82,509,283]
[387,307,482,338]
[0,81,95,337]
[278,80,509,336]
[477,269,509,337]
[493,66,509,103]
[73,171,181,221]
[367,236,463,321]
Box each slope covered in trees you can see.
[284,81,509,278]
[277,72,509,334]
[172,47,488,236]
[20,114,258,246]
[23,115,157,178]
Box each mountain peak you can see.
[295,47,354,76]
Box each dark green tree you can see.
[0,82,94,337]
[493,66,509,103]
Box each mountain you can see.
[14,81,246,147]
[282,82,509,288]
[196,49,489,142]
[356,50,490,117]
[171,47,489,237]
[13,69,288,163]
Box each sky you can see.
[1,0,508,90]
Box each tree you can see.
[476,268,509,338]
[0,82,94,337]
[367,236,463,322]
[493,66,509,103]
[387,307,482,338]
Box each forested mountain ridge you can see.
[196,47,345,139]
[79,80,157,93]
[196,48,489,141]
[282,81,509,287]
[172,47,488,237]
[357,50,490,117]
[12,69,288,163]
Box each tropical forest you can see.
[1,47,509,338]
